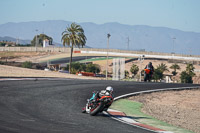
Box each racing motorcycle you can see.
[82,93,114,116]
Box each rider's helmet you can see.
[106,86,113,93]
[147,62,152,68]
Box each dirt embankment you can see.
[129,89,200,133]
[0,64,101,80]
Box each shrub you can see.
[125,70,129,78]
[0,61,4,65]
[86,64,100,73]
[130,64,139,75]
[22,61,33,68]
[152,68,163,82]
[66,62,86,74]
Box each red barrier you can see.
[74,51,81,53]
[77,72,96,77]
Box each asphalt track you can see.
[0,79,199,133]
[47,56,106,64]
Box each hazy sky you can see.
[1,0,200,32]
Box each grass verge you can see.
[110,99,194,133]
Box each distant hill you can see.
[0,20,200,55]
[0,36,30,44]
[0,36,91,48]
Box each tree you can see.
[0,42,6,46]
[157,63,169,73]
[125,70,129,78]
[86,64,100,73]
[152,68,163,82]
[66,62,86,74]
[170,63,180,76]
[31,34,53,46]
[186,63,195,76]
[152,63,168,82]
[130,64,139,77]
[180,71,193,83]
[65,62,100,74]
[180,64,195,83]
[62,22,87,73]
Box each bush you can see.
[22,61,33,68]
[152,68,163,82]
[125,70,129,78]
[86,64,100,73]
[130,64,139,75]
[0,61,4,65]
[180,71,193,83]
[66,62,86,74]
[180,64,195,83]
[66,62,100,74]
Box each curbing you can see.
[103,86,200,133]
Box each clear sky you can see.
[1,0,200,32]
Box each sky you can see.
[1,0,200,32]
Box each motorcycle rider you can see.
[144,62,154,82]
[90,86,114,102]
[82,86,114,113]
[88,86,114,112]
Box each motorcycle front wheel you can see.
[90,102,104,116]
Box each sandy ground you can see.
[128,89,200,133]
[0,64,102,80]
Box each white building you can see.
[43,39,49,47]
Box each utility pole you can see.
[138,55,145,82]
[16,37,19,45]
[172,37,176,54]
[172,37,176,63]
[127,37,130,50]
[106,33,111,80]
[35,29,38,52]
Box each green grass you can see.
[110,99,194,133]
[79,57,129,62]
[40,56,132,63]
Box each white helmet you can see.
[106,86,113,92]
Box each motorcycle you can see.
[82,93,114,116]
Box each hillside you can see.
[0,36,30,44]
[0,20,200,55]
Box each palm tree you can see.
[170,63,180,76]
[180,64,195,83]
[157,63,169,73]
[186,63,195,77]
[62,22,87,73]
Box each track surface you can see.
[47,56,106,64]
[0,79,199,133]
